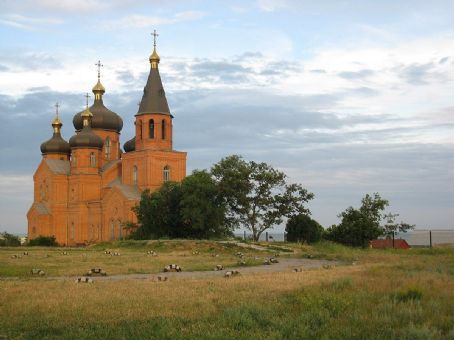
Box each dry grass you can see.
[1,241,453,339]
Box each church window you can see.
[110,220,115,240]
[139,120,143,139]
[72,155,77,166]
[163,165,170,182]
[90,152,96,167]
[32,226,36,235]
[132,165,138,185]
[70,223,75,240]
[118,221,122,239]
[161,119,165,139]
[105,137,111,160]
[149,119,155,139]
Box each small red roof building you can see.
[370,239,410,249]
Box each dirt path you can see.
[70,258,337,282]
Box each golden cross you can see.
[151,29,159,48]
[95,60,103,80]
[84,93,91,108]
[55,102,60,117]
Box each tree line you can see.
[128,154,414,246]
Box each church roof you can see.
[73,80,123,132]
[107,178,141,200]
[45,159,70,175]
[34,203,50,215]
[137,45,171,116]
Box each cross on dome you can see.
[95,60,103,80]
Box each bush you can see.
[0,232,21,246]
[28,235,57,246]
[392,288,423,303]
[286,214,323,243]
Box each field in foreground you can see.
[1,241,454,339]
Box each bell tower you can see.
[134,30,173,151]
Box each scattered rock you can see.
[86,268,107,276]
[214,264,224,271]
[224,270,240,278]
[157,276,168,281]
[62,251,68,255]
[113,252,120,256]
[164,264,182,272]
[147,250,157,256]
[75,277,93,284]
[269,257,279,264]
[211,254,219,257]
[104,250,111,255]
[192,250,200,255]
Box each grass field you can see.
[1,241,453,339]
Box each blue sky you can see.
[0,0,453,233]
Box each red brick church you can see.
[27,35,187,245]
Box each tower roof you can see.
[40,103,71,155]
[73,61,123,132]
[69,97,104,149]
[137,31,171,116]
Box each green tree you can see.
[325,193,389,247]
[180,170,229,238]
[285,214,324,243]
[211,155,314,241]
[131,182,182,239]
[382,213,415,238]
[130,171,230,239]
[0,232,21,246]
[325,193,414,247]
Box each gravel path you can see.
[74,258,337,282]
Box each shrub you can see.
[28,235,57,246]
[0,232,21,246]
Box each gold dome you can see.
[149,47,160,65]
[92,79,105,94]
[52,116,62,127]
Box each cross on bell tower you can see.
[152,29,159,48]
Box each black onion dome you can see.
[73,99,123,132]
[40,133,70,154]
[123,136,136,152]
[69,109,104,149]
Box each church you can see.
[27,36,187,246]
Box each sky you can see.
[0,0,453,234]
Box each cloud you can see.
[103,11,207,30]
[396,62,440,85]
[0,13,62,30]
[338,69,375,80]
[256,0,289,12]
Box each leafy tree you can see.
[28,235,57,246]
[130,171,230,239]
[325,193,414,247]
[131,182,182,239]
[211,155,314,241]
[382,213,415,237]
[180,170,229,238]
[285,214,324,243]
[0,232,21,246]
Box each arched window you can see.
[90,152,96,167]
[149,119,155,139]
[105,137,111,160]
[161,119,165,139]
[118,220,122,239]
[139,120,143,139]
[110,220,115,240]
[70,222,75,240]
[163,165,170,182]
[132,165,138,185]
[72,155,77,166]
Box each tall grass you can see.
[0,241,453,339]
